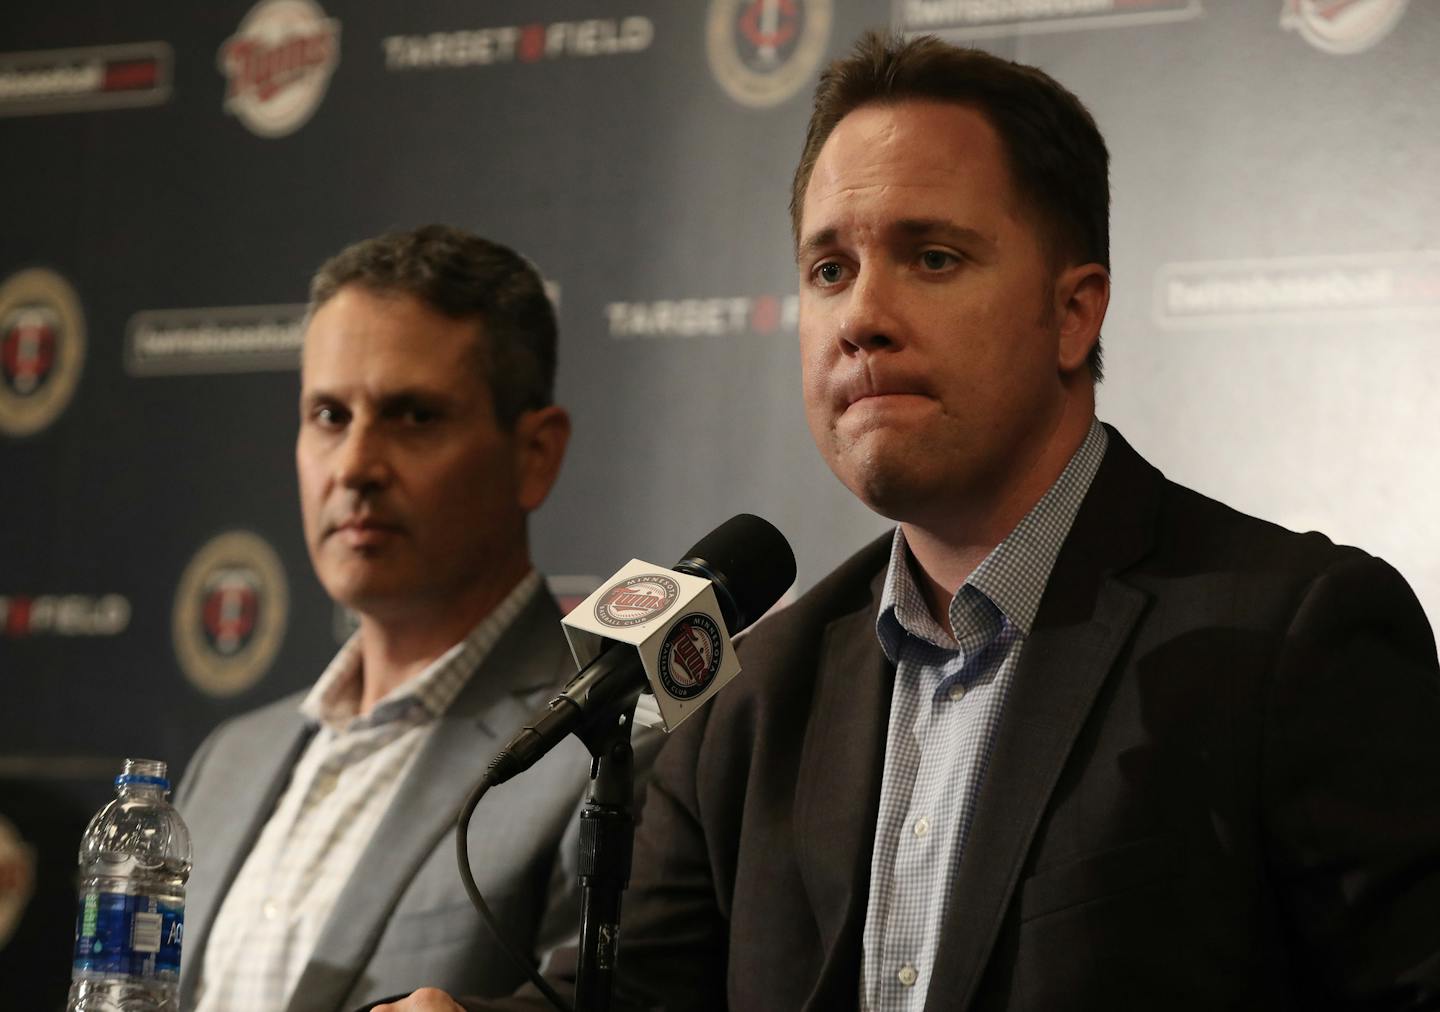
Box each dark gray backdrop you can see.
[2,0,1436,1000]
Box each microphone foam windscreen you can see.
[682,514,796,632]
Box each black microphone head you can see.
[674,514,796,635]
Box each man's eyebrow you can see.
[795,227,838,264]
[299,387,452,408]
[892,218,996,249]
[795,220,997,263]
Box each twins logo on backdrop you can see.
[0,268,85,438]
[707,0,832,108]
[173,531,289,697]
[595,574,680,628]
[0,42,171,117]
[1280,0,1409,54]
[890,0,1201,39]
[657,613,725,700]
[219,0,341,138]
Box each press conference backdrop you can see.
[1,0,1436,998]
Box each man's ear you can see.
[1053,262,1110,375]
[513,405,571,513]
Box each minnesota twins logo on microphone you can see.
[657,614,724,700]
[594,573,680,628]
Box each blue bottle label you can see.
[73,891,184,978]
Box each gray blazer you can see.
[175,589,598,1012]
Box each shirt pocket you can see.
[1016,833,1182,922]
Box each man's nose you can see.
[837,267,905,355]
[335,420,391,492]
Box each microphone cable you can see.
[456,773,575,1012]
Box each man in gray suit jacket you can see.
[175,225,590,1011]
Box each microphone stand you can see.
[574,706,638,1012]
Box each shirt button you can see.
[262,899,278,920]
[898,963,918,987]
[914,816,930,838]
[948,683,966,702]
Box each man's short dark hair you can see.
[791,32,1110,380]
[309,224,557,426]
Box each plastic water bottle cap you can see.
[116,773,170,789]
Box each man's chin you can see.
[837,461,933,525]
[321,575,414,618]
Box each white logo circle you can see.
[1281,0,1409,55]
[218,0,341,137]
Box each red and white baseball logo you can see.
[1280,0,1409,54]
[218,0,340,137]
[657,614,724,700]
[200,567,261,656]
[0,268,86,438]
[174,531,288,696]
[1,306,58,397]
[706,0,832,108]
[594,573,680,628]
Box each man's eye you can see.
[313,405,346,427]
[815,262,845,285]
[920,249,956,271]
[404,408,439,426]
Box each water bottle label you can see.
[159,902,184,975]
[73,891,184,978]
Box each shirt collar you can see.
[300,569,544,732]
[877,418,1108,660]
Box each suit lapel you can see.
[180,712,314,1008]
[793,564,894,1009]
[283,591,570,1012]
[924,428,1162,1012]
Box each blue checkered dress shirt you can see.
[860,419,1109,1011]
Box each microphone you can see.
[486,514,795,786]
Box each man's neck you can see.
[903,408,1095,626]
[352,562,532,715]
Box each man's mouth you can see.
[327,516,404,545]
[839,374,933,411]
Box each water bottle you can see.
[67,758,192,1012]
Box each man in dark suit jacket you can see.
[384,32,1440,1012]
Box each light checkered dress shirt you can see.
[194,571,542,1012]
[860,421,1108,1011]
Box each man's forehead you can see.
[811,101,1002,184]
[299,293,488,393]
[799,101,1015,237]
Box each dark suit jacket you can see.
[488,427,1440,1011]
